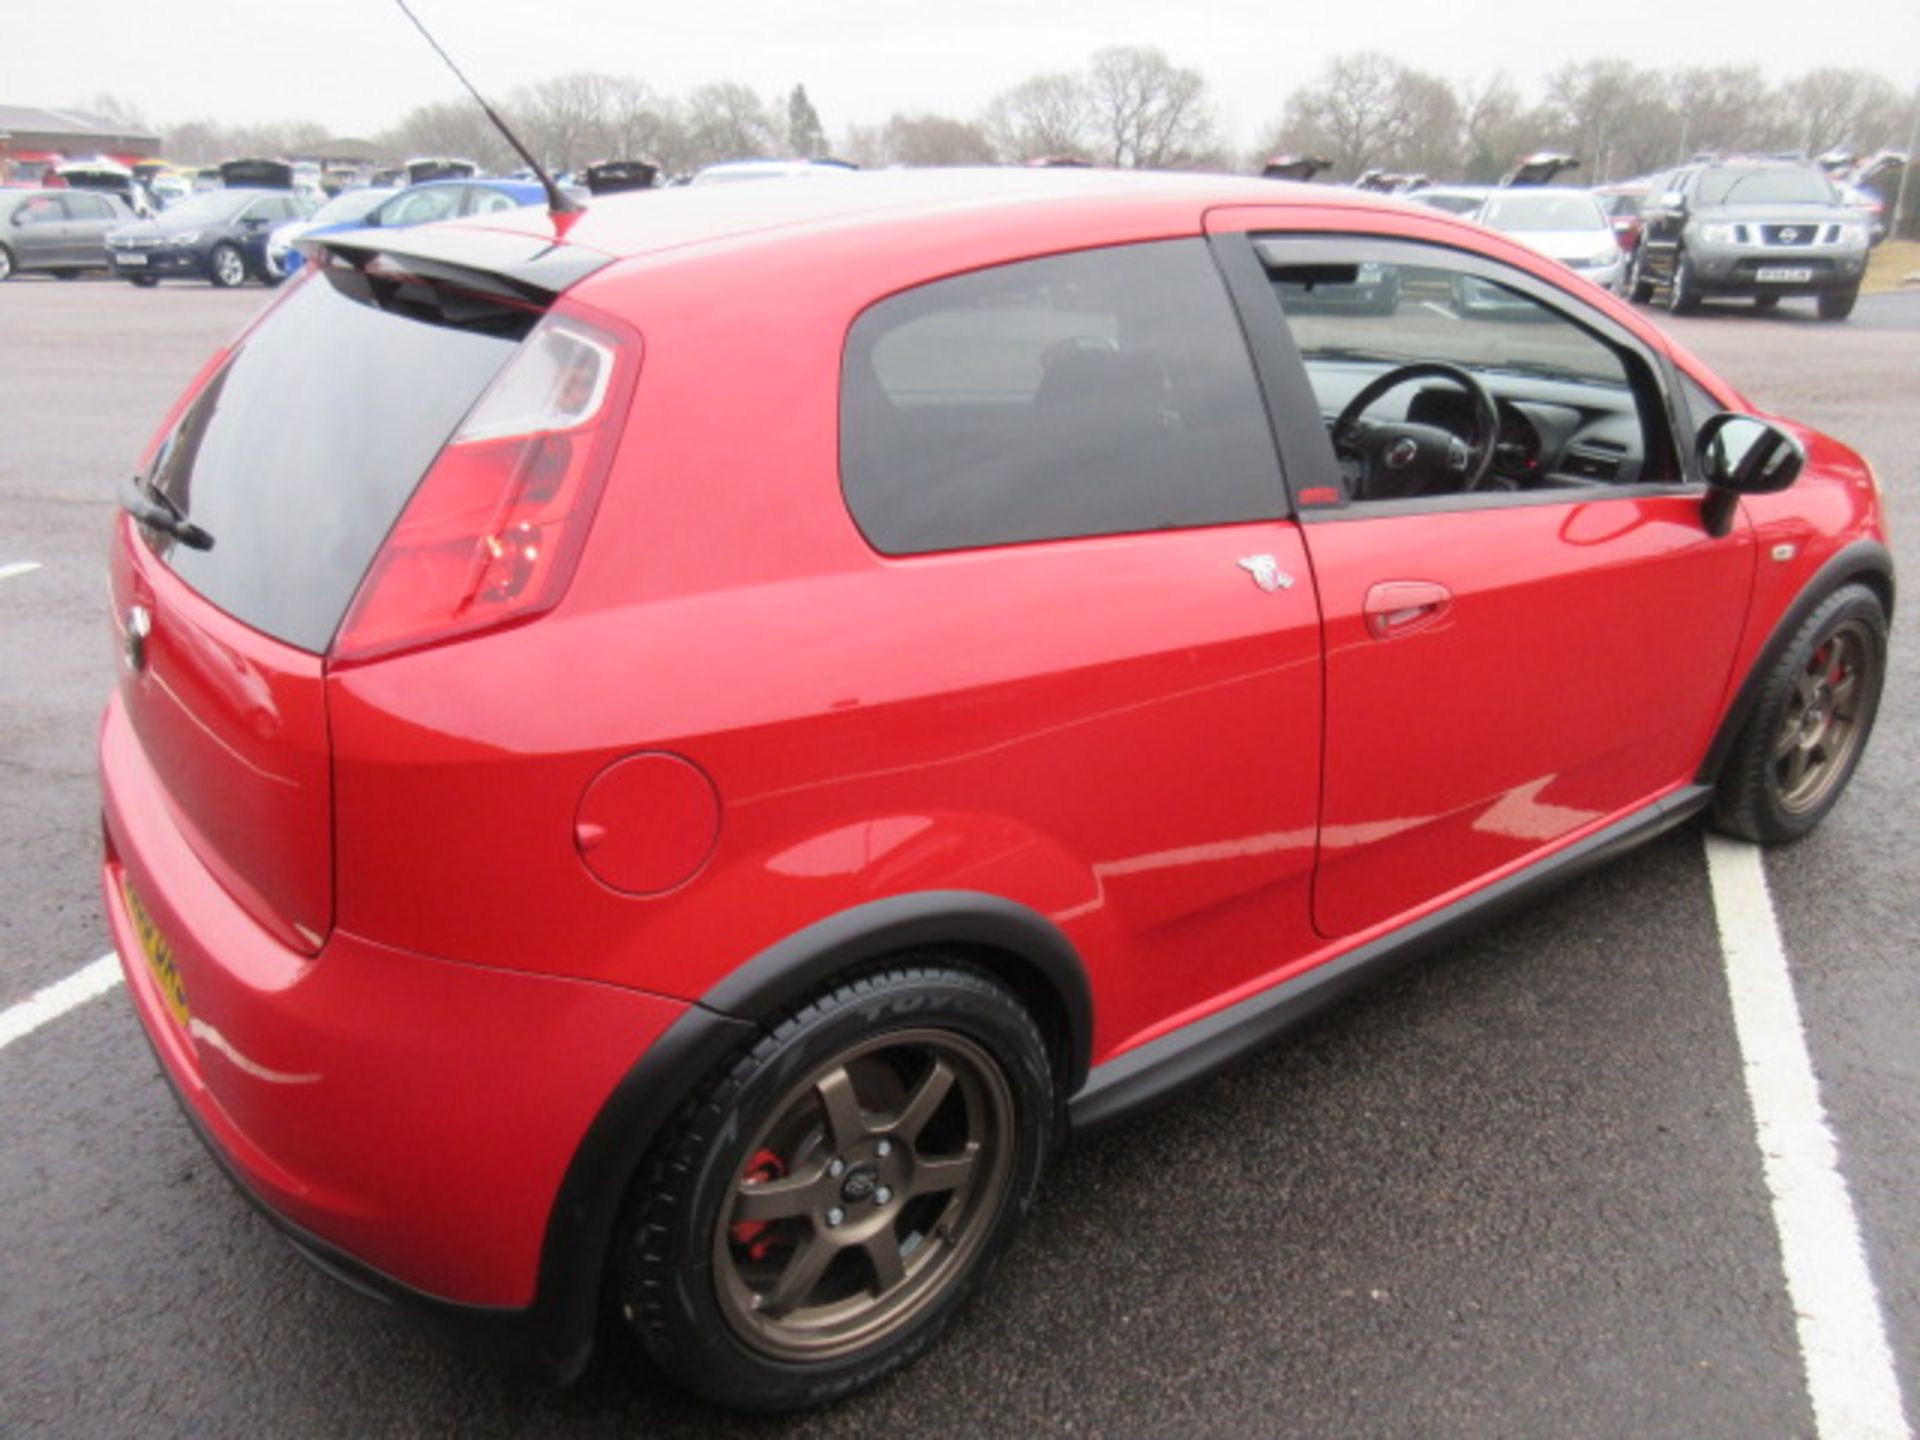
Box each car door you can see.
[61,192,120,266]
[1207,220,1753,939]
[838,236,1326,1035]
[10,194,70,267]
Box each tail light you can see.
[330,306,639,666]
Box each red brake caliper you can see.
[731,1148,789,1262]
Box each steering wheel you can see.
[1331,362,1500,499]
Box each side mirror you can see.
[1699,413,1806,537]
[1659,191,1685,211]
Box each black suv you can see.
[1629,161,1870,320]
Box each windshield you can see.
[309,188,392,226]
[162,190,253,223]
[1697,168,1836,207]
[1478,191,1607,233]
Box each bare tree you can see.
[1458,74,1532,182]
[1388,69,1463,178]
[1083,46,1222,170]
[1666,66,1788,160]
[84,93,152,133]
[1261,53,1426,179]
[514,72,621,172]
[378,98,516,171]
[680,83,779,169]
[1534,59,1677,181]
[161,115,344,164]
[602,77,684,167]
[877,114,998,167]
[1785,68,1906,155]
[982,72,1091,162]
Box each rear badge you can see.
[1237,555,1295,593]
[123,605,151,674]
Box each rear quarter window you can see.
[840,239,1283,555]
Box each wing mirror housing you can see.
[1699,413,1805,537]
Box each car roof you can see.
[469,166,1416,263]
[401,177,545,195]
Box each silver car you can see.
[0,188,137,280]
[1473,188,1625,293]
[1632,162,1870,321]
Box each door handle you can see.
[1363,580,1452,639]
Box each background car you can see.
[364,176,548,227]
[691,158,859,184]
[1473,186,1625,292]
[1631,159,1870,319]
[105,187,316,287]
[1403,183,1490,216]
[0,187,136,280]
[1592,182,1650,260]
[266,186,396,279]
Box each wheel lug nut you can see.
[874,1186,893,1206]
[828,1158,846,1177]
[875,1139,892,1158]
[825,1206,845,1227]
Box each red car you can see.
[1594,182,1650,259]
[101,171,1891,1411]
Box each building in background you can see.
[0,105,160,185]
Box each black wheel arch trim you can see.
[694,890,1094,1096]
[527,890,1093,1382]
[1697,538,1895,786]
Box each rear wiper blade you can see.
[119,473,214,551]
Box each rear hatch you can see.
[110,225,613,953]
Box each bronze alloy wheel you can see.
[1712,583,1887,845]
[1772,618,1874,816]
[712,1028,1015,1362]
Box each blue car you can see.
[267,178,548,279]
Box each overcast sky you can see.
[8,0,1917,150]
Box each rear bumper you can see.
[99,689,688,1329]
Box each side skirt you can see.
[1068,785,1713,1138]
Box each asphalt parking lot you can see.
[1,274,1915,1438]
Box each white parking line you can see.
[0,561,44,583]
[1705,834,1913,1440]
[0,954,121,1054]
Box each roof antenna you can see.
[390,0,582,214]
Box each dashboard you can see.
[1303,360,1650,492]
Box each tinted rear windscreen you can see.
[144,269,527,651]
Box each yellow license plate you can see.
[122,877,189,1027]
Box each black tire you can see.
[0,244,14,282]
[1628,249,1653,303]
[1712,584,1887,844]
[1753,294,1780,311]
[259,263,288,288]
[620,963,1053,1411]
[1817,286,1858,321]
[127,275,160,288]
[208,243,247,289]
[1666,249,1699,314]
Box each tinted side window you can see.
[842,240,1282,555]
[67,194,114,221]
